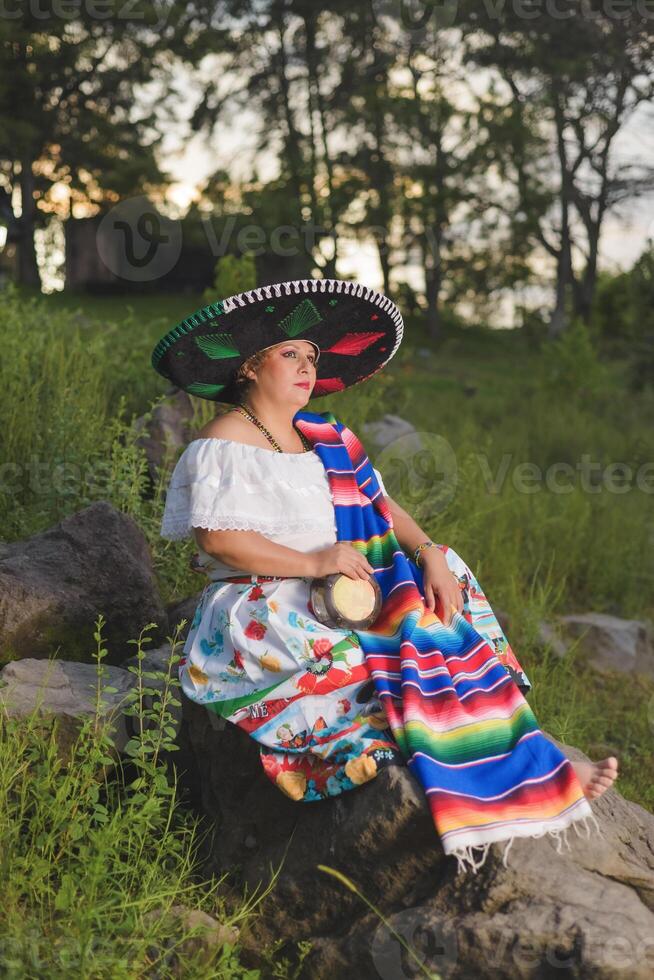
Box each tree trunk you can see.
[303,12,338,278]
[576,221,602,324]
[548,257,571,339]
[548,88,574,339]
[275,19,306,227]
[424,243,442,342]
[17,160,41,288]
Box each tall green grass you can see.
[0,618,298,977]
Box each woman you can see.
[153,278,617,874]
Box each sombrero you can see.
[150,277,404,402]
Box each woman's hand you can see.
[420,549,464,625]
[308,542,375,581]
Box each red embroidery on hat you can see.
[323,331,385,356]
[371,314,379,320]
[312,377,346,395]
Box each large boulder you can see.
[166,591,203,644]
[0,658,135,760]
[0,645,184,764]
[176,700,654,979]
[0,501,168,665]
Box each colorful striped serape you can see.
[293,409,603,874]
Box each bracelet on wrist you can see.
[414,541,436,567]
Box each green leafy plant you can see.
[203,252,257,304]
[537,317,609,398]
[0,615,285,977]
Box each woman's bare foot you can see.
[571,756,619,799]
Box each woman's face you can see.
[245,340,318,405]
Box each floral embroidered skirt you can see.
[178,544,532,803]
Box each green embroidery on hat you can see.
[328,298,338,306]
[186,381,226,397]
[151,301,226,369]
[278,299,322,338]
[265,304,275,312]
[194,332,240,359]
[201,301,225,318]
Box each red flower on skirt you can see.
[245,619,266,641]
[312,638,333,658]
[248,585,265,601]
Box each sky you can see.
[16,43,654,314]
[162,123,654,275]
[154,89,654,327]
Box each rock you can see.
[170,905,239,950]
[143,903,239,975]
[0,645,186,767]
[361,414,457,514]
[167,592,203,643]
[361,414,417,452]
[134,388,196,489]
[538,613,654,679]
[0,500,168,665]
[177,703,654,979]
[536,620,569,658]
[0,658,134,760]
[308,747,654,979]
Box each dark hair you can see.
[230,347,272,403]
[229,342,320,403]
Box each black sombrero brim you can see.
[150,278,404,403]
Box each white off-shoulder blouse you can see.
[160,438,388,580]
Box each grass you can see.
[0,282,653,970]
[0,617,301,978]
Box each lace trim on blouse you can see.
[159,436,386,542]
[161,514,337,540]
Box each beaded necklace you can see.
[236,403,313,454]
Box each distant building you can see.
[64,203,312,293]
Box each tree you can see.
[459,0,654,336]
[0,3,221,288]
[391,28,521,337]
[187,1,316,267]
